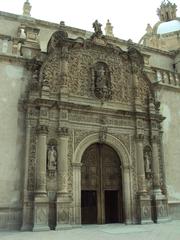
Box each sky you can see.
[0,0,180,43]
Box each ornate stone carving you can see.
[36,125,48,135]
[36,207,47,224]
[58,209,69,223]
[74,129,95,150]
[48,29,68,53]
[99,126,107,143]
[40,52,64,91]
[27,128,36,191]
[27,59,42,91]
[58,127,69,137]
[142,205,151,218]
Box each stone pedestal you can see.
[152,192,169,223]
[33,195,50,231]
[151,135,169,222]
[56,193,72,230]
[21,199,34,231]
[138,194,153,224]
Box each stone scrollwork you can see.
[91,62,112,100]
[47,29,68,53]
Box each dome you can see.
[157,19,180,34]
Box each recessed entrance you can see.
[81,143,124,224]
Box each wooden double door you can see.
[81,143,124,224]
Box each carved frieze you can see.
[69,112,134,127]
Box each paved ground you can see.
[0,221,180,240]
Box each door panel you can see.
[81,191,97,224]
[105,190,118,223]
[81,143,124,224]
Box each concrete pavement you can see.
[0,221,180,240]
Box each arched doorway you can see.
[81,143,124,224]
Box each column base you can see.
[33,194,50,232]
[152,191,169,223]
[56,192,72,227]
[21,200,34,231]
[56,224,72,230]
[33,225,50,232]
[21,224,33,231]
[137,194,153,224]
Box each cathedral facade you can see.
[0,0,179,231]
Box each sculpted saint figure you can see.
[144,152,151,173]
[96,65,106,89]
[47,145,57,171]
[92,20,103,36]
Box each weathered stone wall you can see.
[159,88,180,202]
[0,59,27,229]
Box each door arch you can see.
[81,143,124,224]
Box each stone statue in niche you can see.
[92,62,112,100]
[144,152,151,173]
[47,145,57,176]
[143,149,152,180]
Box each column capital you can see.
[123,165,133,171]
[136,133,144,141]
[152,135,160,143]
[57,127,69,137]
[36,125,48,135]
[72,162,82,169]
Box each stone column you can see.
[152,135,161,192]
[56,127,71,230]
[72,162,82,226]
[136,134,146,194]
[151,135,169,223]
[33,125,49,231]
[21,121,32,231]
[123,166,133,224]
[136,134,152,224]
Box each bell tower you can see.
[157,0,177,21]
